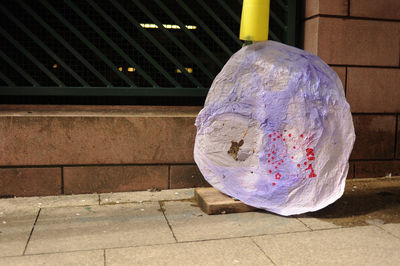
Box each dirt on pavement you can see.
[298,176,400,226]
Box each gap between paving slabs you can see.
[2,176,399,228]
[0,189,194,257]
[2,181,399,262]
[182,177,400,228]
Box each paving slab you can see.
[106,238,273,266]
[296,217,341,230]
[163,201,310,242]
[100,188,194,205]
[0,208,38,257]
[25,202,175,254]
[0,250,103,266]
[303,177,400,226]
[0,194,99,211]
[252,225,400,266]
[380,223,400,239]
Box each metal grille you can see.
[0,0,297,98]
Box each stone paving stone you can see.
[316,18,400,66]
[252,226,400,265]
[163,201,310,242]
[380,223,400,239]
[169,165,210,189]
[354,161,400,178]
[347,68,400,113]
[25,202,175,254]
[351,115,396,160]
[100,188,194,205]
[305,0,348,18]
[0,208,38,257]
[0,116,197,166]
[64,165,168,194]
[0,167,61,197]
[0,250,103,266]
[296,217,341,230]
[350,0,400,20]
[106,238,273,266]
[0,194,99,211]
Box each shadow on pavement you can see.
[298,177,400,226]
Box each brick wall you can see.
[2,1,399,197]
[0,105,208,197]
[303,0,400,178]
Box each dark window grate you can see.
[0,0,298,104]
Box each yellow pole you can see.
[239,0,270,42]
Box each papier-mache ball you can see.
[194,41,355,216]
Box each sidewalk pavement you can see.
[0,185,399,266]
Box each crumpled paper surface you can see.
[194,41,355,216]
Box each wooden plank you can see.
[194,187,257,215]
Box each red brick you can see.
[347,68,400,113]
[63,165,168,194]
[351,115,396,160]
[316,17,400,66]
[354,161,400,178]
[348,161,355,179]
[397,116,400,159]
[304,18,319,55]
[0,168,61,197]
[0,115,197,166]
[0,104,202,113]
[351,0,400,20]
[331,66,346,92]
[170,165,210,189]
[305,0,348,18]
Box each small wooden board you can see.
[194,187,257,215]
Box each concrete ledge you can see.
[64,165,169,194]
[0,105,200,166]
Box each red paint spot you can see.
[268,134,272,138]
[291,156,294,159]
[308,156,315,161]
[283,138,286,141]
[271,157,274,160]
[306,163,317,178]
[267,153,270,157]
[278,163,281,165]
[297,164,301,167]
[275,173,281,179]
[275,166,278,169]
[300,134,304,138]
[304,162,307,165]
[272,151,275,154]
[273,132,276,135]
[281,159,284,163]
[306,148,314,157]
[277,136,280,139]
[288,134,292,137]
[293,146,296,149]
[268,160,270,163]
[273,138,276,141]
[269,170,272,173]
[272,182,276,186]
